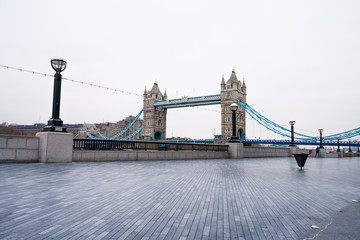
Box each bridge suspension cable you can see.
[322,128,360,140]
[108,110,143,139]
[237,100,314,140]
[119,125,143,140]
[237,100,360,141]
[89,109,144,140]
[84,131,101,139]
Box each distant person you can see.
[315,147,320,157]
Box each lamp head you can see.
[319,129,323,134]
[289,121,295,125]
[230,103,238,112]
[51,59,67,73]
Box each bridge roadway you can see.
[167,139,360,147]
[1,157,359,239]
[154,94,221,109]
[243,139,360,146]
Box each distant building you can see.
[96,116,143,140]
[6,123,81,136]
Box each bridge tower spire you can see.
[142,81,167,140]
[220,68,246,140]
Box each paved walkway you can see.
[0,157,359,240]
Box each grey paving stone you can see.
[0,157,359,239]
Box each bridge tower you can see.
[142,81,167,140]
[221,68,247,139]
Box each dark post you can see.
[229,103,240,143]
[349,140,352,152]
[51,72,62,122]
[232,110,236,137]
[289,121,295,146]
[337,136,341,152]
[44,59,67,132]
[319,129,324,149]
[357,141,360,153]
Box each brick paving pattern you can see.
[0,157,359,239]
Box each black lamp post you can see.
[348,139,352,153]
[44,59,67,132]
[289,121,296,146]
[319,129,324,149]
[337,136,341,152]
[357,140,360,153]
[229,103,240,143]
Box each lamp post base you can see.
[47,118,63,126]
[319,148,326,158]
[43,126,67,132]
[43,118,66,132]
[227,142,244,159]
[36,132,73,163]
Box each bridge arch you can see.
[154,131,162,140]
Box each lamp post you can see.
[44,59,67,132]
[318,129,324,149]
[348,139,352,153]
[229,103,239,143]
[357,140,360,153]
[337,136,341,152]
[289,121,295,146]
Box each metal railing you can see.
[73,139,229,152]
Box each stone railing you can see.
[0,135,39,163]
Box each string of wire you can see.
[0,64,142,97]
[1,64,228,113]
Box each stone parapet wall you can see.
[0,135,39,163]
[5,135,355,163]
[244,146,291,158]
[73,150,229,162]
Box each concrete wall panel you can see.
[73,150,230,162]
[7,137,26,149]
[72,151,82,161]
[94,152,108,161]
[107,152,118,161]
[138,152,148,161]
[0,137,7,148]
[81,152,95,161]
[0,149,16,161]
[127,152,138,161]
[26,138,39,150]
[15,149,38,162]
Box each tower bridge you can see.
[79,68,359,143]
[142,68,246,140]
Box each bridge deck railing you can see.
[73,139,228,152]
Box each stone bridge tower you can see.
[221,68,247,139]
[142,81,167,140]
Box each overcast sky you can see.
[1,0,359,139]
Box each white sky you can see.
[1,0,359,139]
